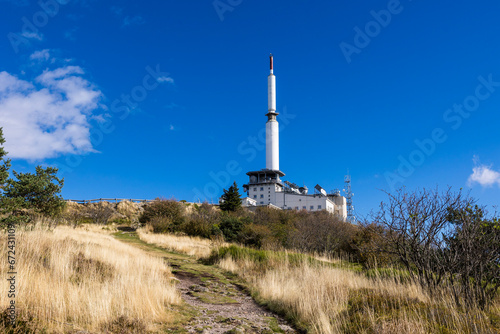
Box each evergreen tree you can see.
[0,128,24,226]
[0,128,11,189]
[220,181,242,212]
[4,166,66,217]
[0,128,66,223]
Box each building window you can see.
[318,205,322,210]
[295,206,299,210]
[260,201,264,204]
[310,205,314,210]
[253,187,257,191]
[260,194,264,198]
[260,187,264,191]
[303,206,306,210]
[253,195,257,199]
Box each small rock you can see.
[190,284,209,292]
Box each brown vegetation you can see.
[63,200,145,226]
[2,190,497,333]
[0,224,181,333]
[215,246,500,334]
[372,187,500,309]
[137,225,217,259]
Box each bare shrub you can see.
[63,202,88,227]
[289,210,357,254]
[348,223,396,268]
[373,187,500,309]
[148,216,173,233]
[85,202,115,225]
[101,315,147,334]
[182,202,219,238]
[116,200,142,223]
[0,307,43,333]
[444,205,500,309]
[252,207,297,247]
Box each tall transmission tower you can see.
[344,173,356,223]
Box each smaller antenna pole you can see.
[344,171,355,223]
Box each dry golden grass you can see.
[137,227,218,259]
[0,224,181,333]
[218,250,500,334]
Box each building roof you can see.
[246,169,285,177]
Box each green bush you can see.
[181,202,219,238]
[148,216,173,234]
[204,245,311,269]
[347,223,395,268]
[219,215,243,242]
[210,224,223,238]
[239,223,272,248]
[205,245,270,265]
[110,217,132,225]
[139,199,184,232]
[181,217,212,238]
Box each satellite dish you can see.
[314,184,327,197]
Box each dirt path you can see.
[114,231,297,334]
[174,265,296,333]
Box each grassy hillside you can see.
[1,220,498,333]
[0,224,181,333]
[211,246,500,333]
[138,231,500,334]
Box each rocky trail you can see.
[113,231,297,334]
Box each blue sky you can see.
[0,0,499,218]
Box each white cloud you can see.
[468,164,500,188]
[0,64,103,160]
[169,124,175,131]
[157,76,174,84]
[21,31,43,41]
[30,49,51,62]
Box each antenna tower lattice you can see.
[344,173,356,223]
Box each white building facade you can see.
[242,55,347,220]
